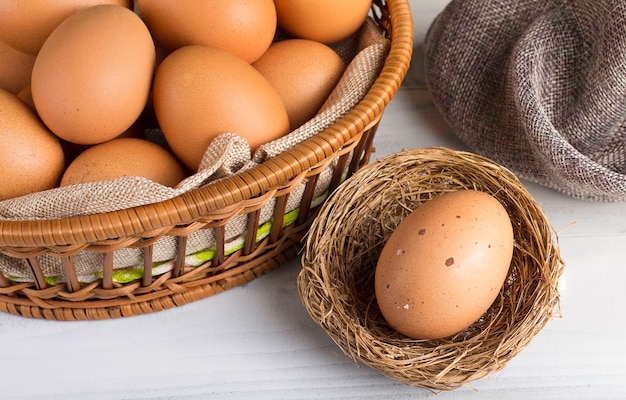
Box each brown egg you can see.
[16,85,34,109]
[140,36,171,130]
[0,39,35,95]
[60,118,146,167]
[137,0,276,63]
[375,190,514,340]
[60,137,186,187]
[253,39,346,130]
[152,45,290,171]
[274,0,372,44]
[0,88,65,200]
[0,0,132,55]
[31,4,155,145]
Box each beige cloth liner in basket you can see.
[0,17,391,282]
[424,0,626,202]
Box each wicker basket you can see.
[298,147,565,391]
[0,0,413,320]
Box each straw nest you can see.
[298,147,565,391]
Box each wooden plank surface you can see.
[1,1,625,398]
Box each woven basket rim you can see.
[0,0,414,248]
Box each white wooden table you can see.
[2,1,625,398]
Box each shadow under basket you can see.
[298,147,565,391]
[0,0,414,321]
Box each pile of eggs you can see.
[0,0,372,201]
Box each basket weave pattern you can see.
[0,0,414,320]
[298,147,564,390]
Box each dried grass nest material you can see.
[298,147,565,391]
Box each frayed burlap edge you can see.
[0,17,390,282]
[424,0,626,202]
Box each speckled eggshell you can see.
[252,39,346,130]
[0,40,35,95]
[0,0,132,55]
[137,0,277,63]
[59,118,146,168]
[152,45,290,172]
[31,4,155,145]
[374,189,514,340]
[60,137,186,188]
[0,88,65,200]
[16,85,34,109]
[274,0,372,44]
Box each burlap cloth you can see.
[0,18,390,282]
[424,0,626,202]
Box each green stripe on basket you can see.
[109,207,303,284]
[19,186,331,285]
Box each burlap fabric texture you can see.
[424,0,626,202]
[0,18,390,282]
